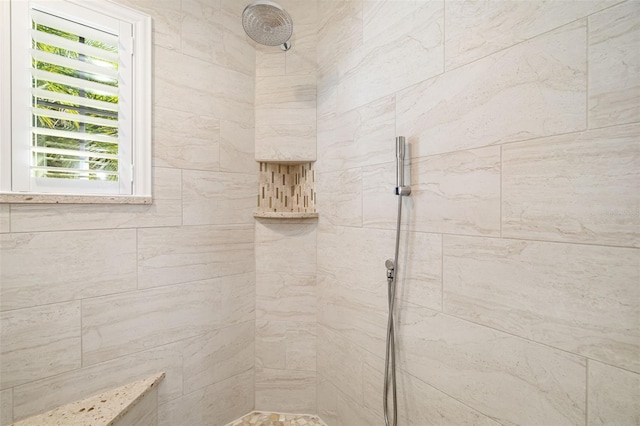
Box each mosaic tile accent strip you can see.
[226,411,327,426]
[257,163,316,214]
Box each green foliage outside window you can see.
[33,22,120,181]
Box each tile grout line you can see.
[80,298,84,369]
[316,119,640,178]
[585,358,590,426]
[442,0,446,73]
[586,14,590,131]
[418,299,636,372]
[345,222,640,250]
[500,145,503,239]
[440,234,444,312]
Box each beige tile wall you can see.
[254,220,317,413]
[0,1,256,425]
[316,1,640,426]
[254,0,318,163]
[253,4,320,409]
[2,1,638,425]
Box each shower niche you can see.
[247,0,318,219]
[254,161,318,219]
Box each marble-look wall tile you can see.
[0,206,8,233]
[255,125,317,162]
[278,0,318,75]
[256,47,286,77]
[286,24,317,76]
[256,320,316,371]
[362,0,425,43]
[396,371,502,426]
[361,356,501,426]
[114,0,181,51]
[220,0,256,77]
[336,1,443,113]
[255,368,316,413]
[397,21,587,158]
[120,386,157,426]
[219,65,255,126]
[183,170,255,226]
[503,124,640,247]
[445,0,621,70]
[158,370,253,426]
[317,225,390,293]
[0,229,136,311]
[220,120,256,175]
[155,47,253,126]
[317,1,363,78]
[278,0,317,27]
[153,106,220,171]
[12,343,183,421]
[255,221,316,274]
[256,272,315,323]
[255,75,316,126]
[220,272,255,326]
[317,70,338,121]
[317,376,339,426]
[154,47,224,117]
[318,375,384,426]
[182,321,254,394]
[317,325,364,404]
[181,0,225,66]
[444,235,640,373]
[0,302,80,389]
[356,349,384,416]
[137,224,254,289]
[10,167,182,232]
[363,146,501,236]
[360,161,404,231]
[0,389,11,426]
[398,231,443,312]
[316,168,362,227]
[398,301,587,426]
[82,280,220,366]
[317,96,395,173]
[318,271,386,357]
[588,360,640,425]
[589,1,640,128]
[318,224,442,321]
[333,382,383,426]
[406,146,500,237]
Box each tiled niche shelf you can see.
[255,161,318,219]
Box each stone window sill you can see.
[0,193,152,205]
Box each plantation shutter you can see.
[11,1,134,195]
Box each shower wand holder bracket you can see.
[395,186,411,196]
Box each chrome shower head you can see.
[242,1,293,51]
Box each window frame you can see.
[0,0,152,203]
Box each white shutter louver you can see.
[4,0,151,200]
[30,8,121,183]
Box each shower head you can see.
[242,1,293,51]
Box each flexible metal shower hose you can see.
[384,194,403,426]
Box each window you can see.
[1,0,151,201]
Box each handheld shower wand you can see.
[385,136,411,426]
[395,136,411,196]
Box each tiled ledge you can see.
[253,211,319,219]
[11,373,164,426]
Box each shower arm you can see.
[395,136,411,196]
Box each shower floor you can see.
[226,411,327,426]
